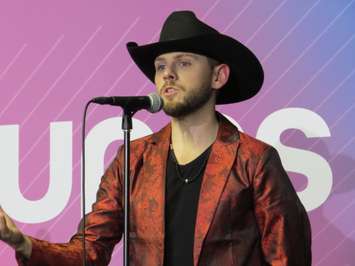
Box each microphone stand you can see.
[122,108,135,266]
[86,93,162,266]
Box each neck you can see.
[170,102,219,164]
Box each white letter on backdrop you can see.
[0,122,72,223]
[256,108,332,211]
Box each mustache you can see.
[160,82,183,92]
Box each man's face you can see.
[154,52,215,117]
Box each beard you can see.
[162,85,214,118]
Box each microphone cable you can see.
[81,100,94,266]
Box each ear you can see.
[211,64,230,90]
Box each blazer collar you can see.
[148,112,240,145]
[193,113,240,265]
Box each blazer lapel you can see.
[193,115,240,266]
[134,124,170,262]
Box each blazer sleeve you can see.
[16,146,124,266]
[253,146,312,266]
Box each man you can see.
[0,10,311,265]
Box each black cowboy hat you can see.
[126,10,264,104]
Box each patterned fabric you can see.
[17,113,312,266]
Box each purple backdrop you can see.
[0,0,354,265]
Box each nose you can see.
[162,65,177,81]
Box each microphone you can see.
[92,92,163,113]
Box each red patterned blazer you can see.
[18,114,311,266]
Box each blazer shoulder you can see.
[131,133,154,147]
[116,123,170,161]
[129,133,155,156]
[238,131,274,158]
[113,133,155,172]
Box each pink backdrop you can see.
[0,1,354,265]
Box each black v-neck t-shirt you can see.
[164,146,212,266]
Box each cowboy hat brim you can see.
[127,33,263,104]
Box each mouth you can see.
[161,86,179,97]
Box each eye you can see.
[155,63,166,71]
[178,60,191,67]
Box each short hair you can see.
[207,57,220,69]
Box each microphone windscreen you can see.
[147,93,163,113]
